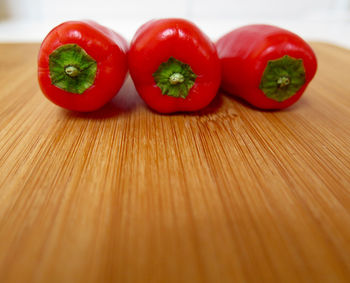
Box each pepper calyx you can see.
[152,57,197,99]
[49,44,97,94]
[259,55,306,102]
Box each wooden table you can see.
[0,43,349,283]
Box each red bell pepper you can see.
[38,20,128,112]
[216,24,317,109]
[128,18,221,113]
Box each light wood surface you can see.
[0,43,349,283]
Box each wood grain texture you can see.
[0,42,349,283]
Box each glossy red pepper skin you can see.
[38,20,128,112]
[216,24,317,109]
[128,18,221,113]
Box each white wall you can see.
[0,0,349,46]
[0,0,348,21]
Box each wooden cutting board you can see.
[0,42,349,283]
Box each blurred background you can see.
[0,0,349,47]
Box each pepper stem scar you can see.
[277,76,290,88]
[169,73,184,85]
[64,65,80,78]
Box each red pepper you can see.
[216,24,317,109]
[38,20,128,112]
[128,18,221,113]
